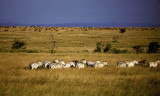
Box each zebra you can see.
[117,61,127,67]
[63,61,75,68]
[29,61,42,70]
[148,60,160,68]
[126,60,138,67]
[43,61,51,68]
[86,61,95,67]
[76,59,87,69]
[95,61,108,68]
[53,58,59,63]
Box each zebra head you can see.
[53,58,59,63]
[80,59,87,64]
[132,60,138,65]
[95,60,101,64]
[38,60,42,66]
[103,61,108,66]
[155,59,160,64]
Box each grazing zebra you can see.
[43,61,51,68]
[117,61,127,67]
[95,60,101,64]
[77,63,85,69]
[70,62,76,67]
[76,59,86,69]
[59,60,65,66]
[103,61,108,67]
[132,60,138,65]
[63,62,75,68]
[86,61,95,67]
[80,59,87,64]
[48,63,54,68]
[63,63,72,68]
[148,60,160,68]
[95,61,108,68]
[95,63,103,68]
[73,60,79,67]
[53,58,59,63]
[29,61,42,70]
[126,60,138,67]
[49,63,64,69]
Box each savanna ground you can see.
[0,26,160,96]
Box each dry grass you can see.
[0,53,160,96]
[0,27,160,53]
[0,27,160,95]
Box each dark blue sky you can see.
[0,0,160,25]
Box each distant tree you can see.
[94,43,105,52]
[148,42,159,53]
[51,41,56,54]
[120,28,126,34]
[50,30,57,54]
[104,43,112,52]
[12,39,26,49]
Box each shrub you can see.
[104,43,112,52]
[94,43,105,52]
[12,39,26,49]
[111,48,128,54]
[120,28,126,33]
[148,42,159,53]
[112,48,121,54]
[132,45,144,54]
[121,49,129,53]
[94,43,128,53]
[26,50,39,53]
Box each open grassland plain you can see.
[0,27,160,53]
[0,27,160,96]
[0,53,160,96]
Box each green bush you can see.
[132,45,144,54]
[148,42,159,53]
[94,43,105,52]
[111,48,128,54]
[26,50,39,53]
[112,48,121,53]
[121,49,128,53]
[94,43,128,54]
[120,28,126,34]
[104,43,112,52]
[12,39,26,49]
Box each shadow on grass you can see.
[23,66,45,70]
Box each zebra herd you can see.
[29,59,160,70]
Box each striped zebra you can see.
[29,61,42,70]
[148,60,160,68]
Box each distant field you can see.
[0,26,160,96]
[0,26,160,53]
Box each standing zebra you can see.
[126,60,138,67]
[148,60,160,68]
[76,59,87,69]
[117,61,127,67]
[43,61,51,68]
[29,61,42,70]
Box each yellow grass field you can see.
[0,26,160,96]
